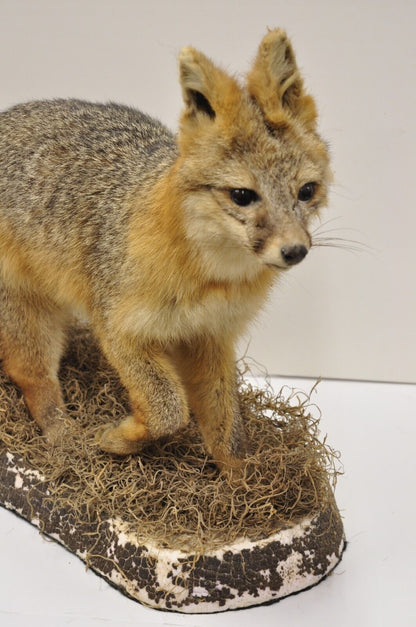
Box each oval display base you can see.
[0,447,345,613]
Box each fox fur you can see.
[0,29,330,471]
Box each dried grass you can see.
[0,327,341,553]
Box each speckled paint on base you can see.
[0,448,345,613]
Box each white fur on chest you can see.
[119,289,262,343]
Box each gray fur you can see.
[0,99,177,302]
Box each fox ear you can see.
[179,47,217,119]
[178,47,240,123]
[247,29,317,131]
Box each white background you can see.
[0,2,415,626]
[1,0,415,383]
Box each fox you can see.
[0,29,330,472]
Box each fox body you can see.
[0,30,330,470]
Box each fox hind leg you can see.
[0,281,67,442]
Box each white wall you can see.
[1,0,415,383]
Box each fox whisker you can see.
[312,235,371,255]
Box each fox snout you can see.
[265,242,309,270]
[260,226,312,270]
[281,244,308,266]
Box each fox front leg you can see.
[173,338,247,472]
[97,336,190,455]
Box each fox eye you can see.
[229,188,259,206]
[298,182,316,202]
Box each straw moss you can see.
[0,326,341,553]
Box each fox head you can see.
[175,29,331,283]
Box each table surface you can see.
[1,376,415,627]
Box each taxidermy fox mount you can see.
[0,29,330,472]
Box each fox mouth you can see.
[265,262,302,271]
[265,263,285,270]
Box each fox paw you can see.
[96,423,145,456]
[43,419,67,448]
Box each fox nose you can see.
[281,244,308,266]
